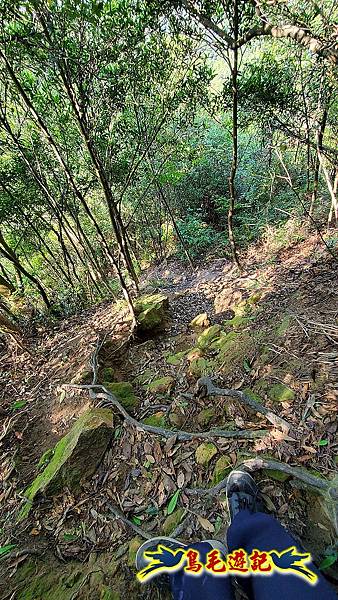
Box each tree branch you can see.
[196,377,294,434]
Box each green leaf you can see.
[0,544,16,559]
[319,553,337,571]
[11,400,27,411]
[318,439,328,446]
[243,359,251,373]
[167,490,180,515]
[131,516,141,525]
[214,515,223,535]
[63,533,78,542]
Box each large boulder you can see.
[134,293,169,335]
[19,409,113,519]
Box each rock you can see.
[186,347,204,361]
[19,409,113,519]
[162,508,185,535]
[135,293,169,334]
[268,383,295,403]
[143,412,166,427]
[197,407,215,427]
[103,382,139,410]
[195,443,217,466]
[188,357,209,378]
[212,456,232,485]
[190,313,210,329]
[304,477,338,579]
[70,367,92,384]
[147,376,174,394]
[101,367,115,382]
[197,325,222,351]
[168,412,185,427]
[214,289,243,314]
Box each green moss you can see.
[143,412,166,427]
[197,407,215,427]
[243,388,264,404]
[101,367,115,382]
[103,382,139,409]
[133,369,155,384]
[268,383,295,403]
[37,448,54,470]
[211,456,232,485]
[195,443,217,466]
[135,293,169,333]
[189,357,210,377]
[224,316,251,329]
[276,315,291,336]
[166,351,187,365]
[197,325,222,350]
[19,409,113,520]
[263,469,290,482]
[128,536,143,566]
[162,508,185,535]
[147,376,174,394]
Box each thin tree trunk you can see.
[0,231,51,308]
[227,1,240,268]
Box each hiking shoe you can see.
[226,470,265,522]
[136,536,227,583]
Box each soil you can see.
[0,232,337,598]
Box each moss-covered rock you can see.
[101,367,115,382]
[187,347,204,361]
[128,536,143,566]
[168,411,185,427]
[133,369,155,385]
[197,325,222,351]
[166,351,187,366]
[268,383,295,403]
[224,316,251,329]
[135,293,169,334]
[188,357,209,377]
[19,409,113,520]
[211,456,232,485]
[103,382,139,410]
[195,443,217,466]
[197,407,215,427]
[147,376,174,394]
[143,412,166,427]
[243,388,264,404]
[162,508,185,535]
[14,553,127,600]
[190,313,210,329]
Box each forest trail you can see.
[0,233,337,598]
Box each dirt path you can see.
[0,235,337,598]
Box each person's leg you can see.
[170,541,235,600]
[226,471,337,600]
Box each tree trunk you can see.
[227,1,240,268]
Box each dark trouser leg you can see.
[227,509,337,600]
[170,542,235,600]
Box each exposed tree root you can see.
[197,377,294,434]
[64,383,268,441]
[186,457,338,499]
